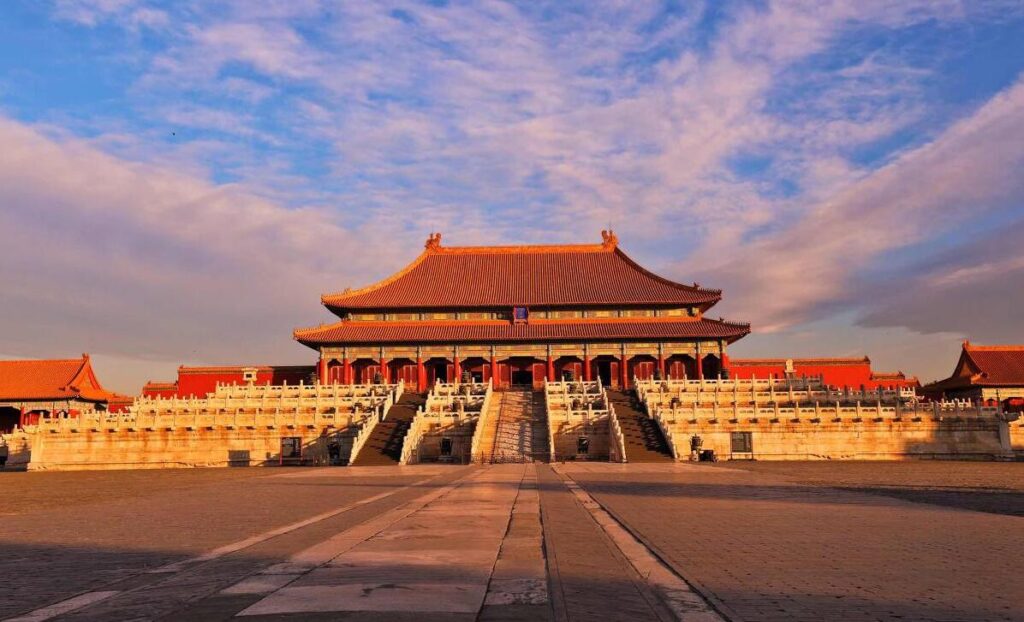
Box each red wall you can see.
[730,359,918,389]
[144,366,315,398]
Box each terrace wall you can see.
[668,418,1008,461]
[26,426,354,471]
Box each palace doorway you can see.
[511,369,533,386]
[388,358,418,386]
[425,358,449,384]
[461,357,489,383]
[0,407,19,433]
[504,357,543,388]
[628,355,658,382]
[595,360,613,386]
[555,356,583,381]
[666,354,696,380]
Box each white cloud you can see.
[0,117,400,386]
[696,76,1024,330]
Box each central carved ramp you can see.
[349,392,424,466]
[487,390,550,463]
[605,389,673,462]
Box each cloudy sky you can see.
[1,1,1023,393]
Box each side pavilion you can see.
[923,341,1024,410]
[0,354,131,432]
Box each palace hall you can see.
[292,231,751,391]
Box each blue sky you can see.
[1,0,1023,392]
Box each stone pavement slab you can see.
[561,461,1024,622]
[536,464,674,622]
[0,467,459,619]
[0,467,471,621]
[238,465,526,617]
[480,464,550,620]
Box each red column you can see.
[620,356,630,388]
[453,356,461,382]
[547,355,555,381]
[696,355,703,379]
[18,407,26,429]
[417,355,426,392]
[490,354,498,388]
[583,354,591,381]
[317,358,328,385]
[342,357,351,385]
[657,353,666,379]
[721,351,729,378]
[379,357,389,383]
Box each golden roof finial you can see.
[600,229,618,249]
[425,232,442,250]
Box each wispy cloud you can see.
[698,76,1024,330]
[0,118,391,369]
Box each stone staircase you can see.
[486,390,550,463]
[350,392,425,466]
[473,392,503,461]
[606,389,673,462]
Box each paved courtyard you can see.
[1,461,1022,621]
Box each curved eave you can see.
[321,248,433,309]
[610,246,722,302]
[324,298,722,317]
[293,317,751,349]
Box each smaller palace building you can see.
[293,232,751,391]
[0,354,130,432]
[923,342,1024,409]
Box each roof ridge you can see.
[731,356,870,364]
[433,243,611,255]
[177,364,316,372]
[0,357,88,366]
[964,343,1024,351]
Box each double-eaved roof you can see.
[321,232,721,313]
[296,232,749,348]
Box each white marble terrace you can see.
[543,379,625,463]
[31,381,405,433]
[401,380,494,465]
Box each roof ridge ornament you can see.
[425,232,442,250]
[600,229,618,250]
